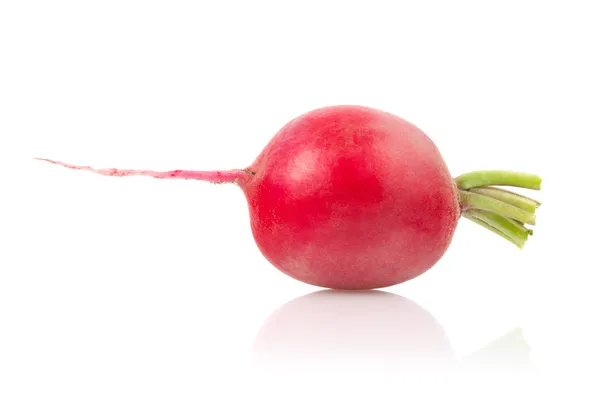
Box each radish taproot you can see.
[36,105,542,290]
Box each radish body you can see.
[243,106,459,289]
[37,105,542,290]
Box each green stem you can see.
[464,210,530,249]
[459,190,536,226]
[455,171,542,191]
[463,212,523,248]
[470,187,541,213]
[457,169,542,248]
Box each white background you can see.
[1,1,599,407]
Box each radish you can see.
[36,105,542,290]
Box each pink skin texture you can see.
[243,106,460,289]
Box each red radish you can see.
[36,105,542,290]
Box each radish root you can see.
[34,158,247,184]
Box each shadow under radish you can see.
[252,289,456,375]
[252,289,535,377]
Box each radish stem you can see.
[455,171,542,190]
[459,190,536,226]
[462,212,525,248]
[465,209,531,249]
[457,169,542,248]
[470,187,541,213]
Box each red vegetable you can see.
[37,105,542,290]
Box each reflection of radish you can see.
[253,291,533,374]
[252,290,455,373]
[37,105,542,289]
